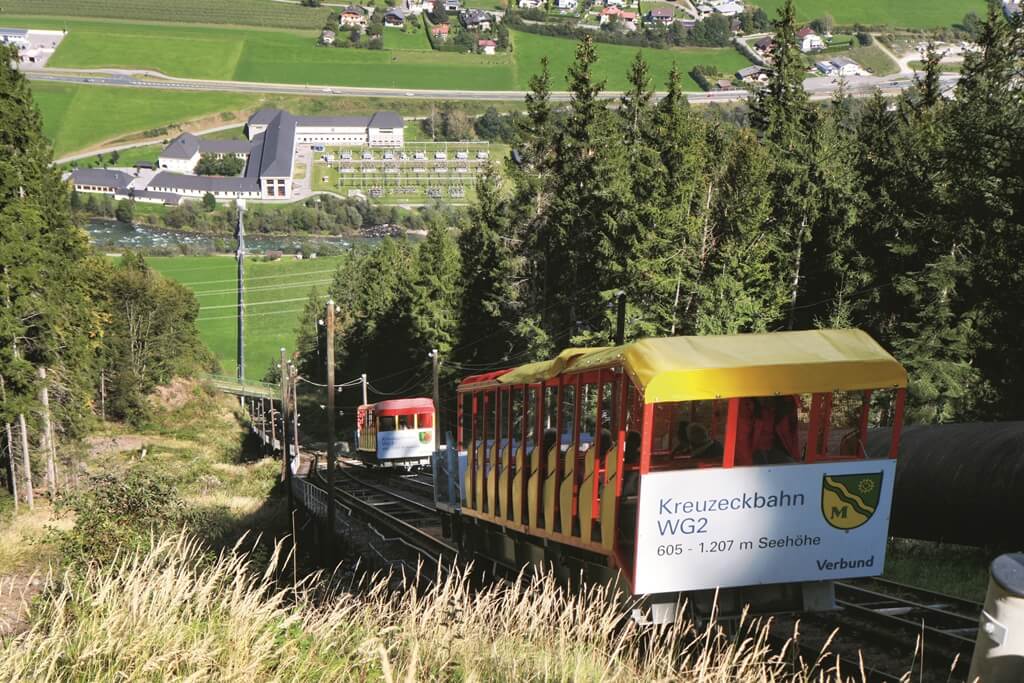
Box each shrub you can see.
[50,471,189,566]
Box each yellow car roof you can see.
[495,329,907,403]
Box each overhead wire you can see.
[197,307,306,322]
[192,279,335,298]
[183,268,341,288]
[199,295,325,311]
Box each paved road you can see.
[25,67,957,105]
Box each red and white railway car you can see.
[356,397,435,467]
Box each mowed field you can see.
[146,256,341,381]
[33,82,259,156]
[6,16,749,91]
[756,0,983,29]
[0,0,331,29]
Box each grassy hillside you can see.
[146,255,339,381]
[8,16,750,91]
[33,82,259,156]
[756,0,982,29]
[0,0,330,29]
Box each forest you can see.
[294,1,1023,428]
[0,41,212,456]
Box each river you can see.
[85,219,387,253]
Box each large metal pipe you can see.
[865,423,1024,547]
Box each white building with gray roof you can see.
[72,109,404,204]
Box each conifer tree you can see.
[455,167,524,366]
[750,0,818,328]
[410,222,461,358]
[0,44,99,439]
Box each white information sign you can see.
[633,459,897,594]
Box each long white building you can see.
[145,109,406,202]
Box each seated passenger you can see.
[687,423,724,463]
[671,420,691,456]
[752,396,799,464]
[620,431,642,497]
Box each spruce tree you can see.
[455,166,524,366]
[0,44,98,439]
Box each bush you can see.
[195,154,245,176]
[50,471,189,566]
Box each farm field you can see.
[32,81,259,156]
[7,16,751,91]
[0,0,330,29]
[382,27,432,51]
[755,0,983,30]
[146,255,343,381]
[30,80,520,157]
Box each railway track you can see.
[310,465,457,576]
[308,464,982,682]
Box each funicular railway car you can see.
[434,329,907,622]
[356,398,435,468]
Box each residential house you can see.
[829,56,861,76]
[0,28,30,50]
[599,6,636,25]
[444,0,461,11]
[712,1,744,16]
[518,0,543,7]
[478,39,496,54]
[459,8,492,30]
[736,65,768,83]
[604,0,626,8]
[430,22,451,39]
[321,29,336,44]
[645,7,674,25]
[754,36,774,54]
[383,8,405,26]
[796,27,824,52]
[339,5,368,28]
[404,0,433,15]
[555,0,578,10]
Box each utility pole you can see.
[236,204,246,385]
[1,376,16,511]
[279,349,293,515]
[361,373,368,406]
[38,367,57,496]
[325,300,337,542]
[291,365,300,457]
[614,290,626,346]
[17,413,33,510]
[430,349,441,453]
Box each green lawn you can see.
[512,31,752,91]
[755,0,983,29]
[146,255,344,380]
[33,81,260,155]
[845,44,899,75]
[384,27,432,51]
[7,16,750,91]
[0,0,331,29]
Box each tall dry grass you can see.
[0,532,867,682]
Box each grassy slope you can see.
[33,81,259,155]
[146,256,340,381]
[513,31,752,91]
[7,16,749,91]
[755,0,983,29]
[32,80,522,158]
[0,0,330,29]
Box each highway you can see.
[25,67,957,105]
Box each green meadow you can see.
[756,0,983,29]
[145,255,342,381]
[7,16,750,91]
[0,0,331,29]
[33,82,260,156]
